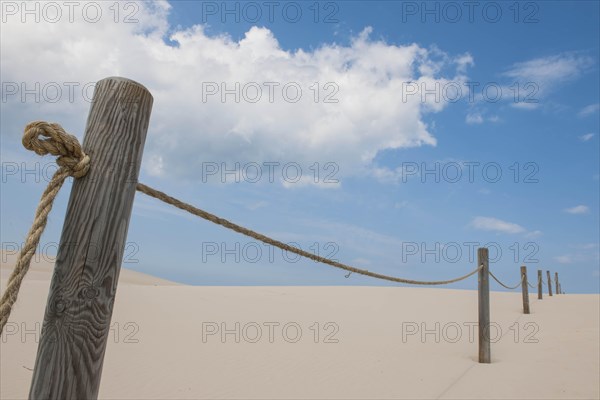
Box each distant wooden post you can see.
[547,270,553,296]
[520,266,530,314]
[537,270,543,299]
[478,248,491,363]
[29,77,153,399]
[555,272,559,295]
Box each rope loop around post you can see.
[23,121,90,177]
[0,122,90,334]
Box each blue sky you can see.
[1,1,598,292]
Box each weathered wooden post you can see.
[555,272,559,295]
[547,270,553,296]
[29,77,153,399]
[520,266,530,314]
[537,270,543,300]
[478,248,491,363]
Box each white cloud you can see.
[500,53,593,111]
[465,111,500,124]
[370,166,406,184]
[525,230,543,239]
[564,205,589,214]
[579,133,595,142]
[555,244,599,266]
[454,53,474,74]
[554,255,573,264]
[470,217,526,234]
[504,53,593,86]
[1,1,472,184]
[579,103,600,117]
[466,113,483,124]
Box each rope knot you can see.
[22,121,90,178]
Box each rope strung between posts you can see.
[0,122,483,334]
[0,122,90,333]
[136,183,483,286]
[526,275,541,289]
[488,270,524,290]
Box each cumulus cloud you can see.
[470,217,526,234]
[1,1,472,185]
[564,205,589,214]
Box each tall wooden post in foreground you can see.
[537,270,543,300]
[478,248,491,363]
[520,266,530,314]
[555,272,560,295]
[29,77,153,399]
[547,270,553,296]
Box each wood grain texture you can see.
[547,270,553,297]
[29,77,153,400]
[537,270,543,300]
[520,266,530,314]
[477,248,490,364]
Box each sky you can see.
[0,0,598,293]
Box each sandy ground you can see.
[1,255,598,399]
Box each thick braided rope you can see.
[488,270,524,290]
[0,122,90,334]
[136,183,483,285]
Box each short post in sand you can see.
[520,266,530,314]
[555,272,560,295]
[537,270,543,300]
[29,77,153,400]
[547,270,553,296]
[478,247,491,363]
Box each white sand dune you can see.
[1,256,598,399]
